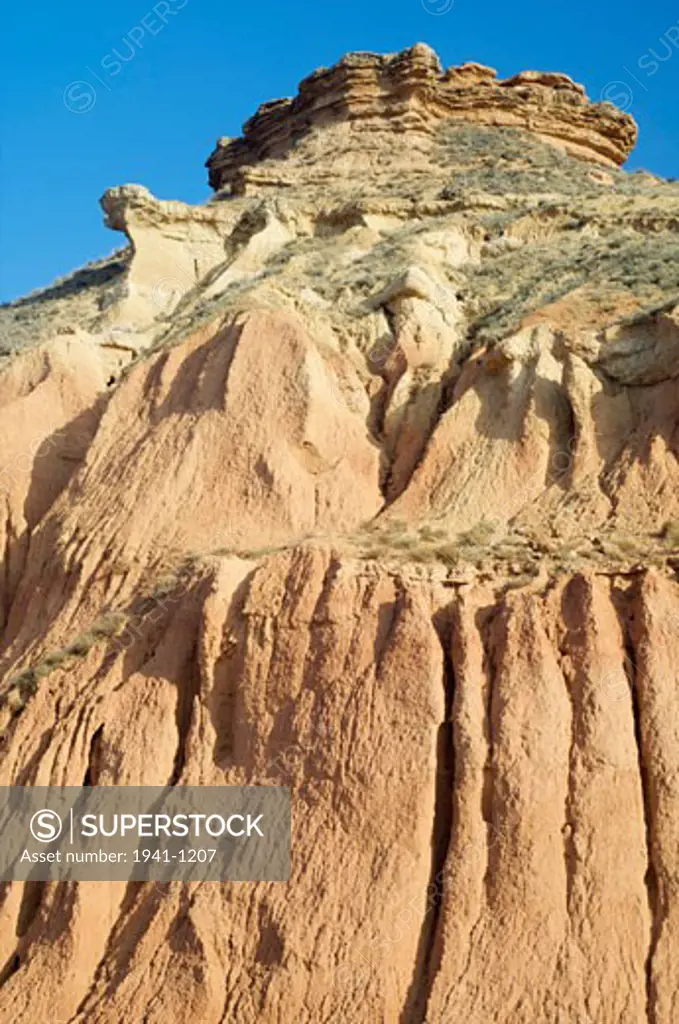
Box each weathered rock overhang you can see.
[206,43,638,192]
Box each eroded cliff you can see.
[0,43,678,1023]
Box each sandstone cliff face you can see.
[0,44,678,1024]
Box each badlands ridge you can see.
[0,43,678,1023]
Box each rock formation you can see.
[206,43,637,192]
[0,43,678,1023]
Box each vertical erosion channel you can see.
[614,581,661,1024]
[400,606,456,1023]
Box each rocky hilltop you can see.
[206,43,637,192]
[0,43,678,1023]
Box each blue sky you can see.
[3,0,679,301]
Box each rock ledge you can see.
[206,43,638,191]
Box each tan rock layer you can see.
[206,43,637,191]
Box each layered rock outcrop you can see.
[206,43,637,193]
[0,43,678,1024]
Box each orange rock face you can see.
[1,43,679,1024]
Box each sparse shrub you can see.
[436,543,461,567]
[381,518,407,535]
[555,544,579,562]
[65,633,97,657]
[408,548,436,565]
[663,520,679,547]
[33,663,55,682]
[504,572,538,591]
[91,611,127,638]
[612,536,642,556]
[5,688,26,713]
[417,524,448,543]
[241,545,279,559]
[149,575,181,599]
[459,519,498,546]
[42,651,69,669]
[389,535,416,551]
[362,547,382,560]
[14,669,39,696]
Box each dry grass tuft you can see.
[2,609,130,717]
[663,519,679,547]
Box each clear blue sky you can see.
[3,0,679,301]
